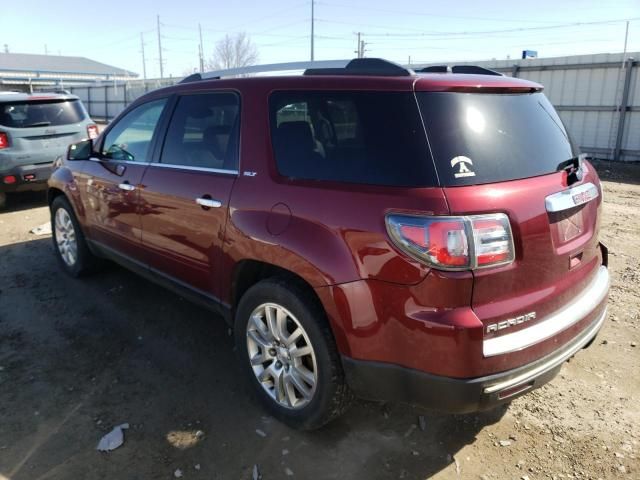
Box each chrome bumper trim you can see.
[545,182,599,213]
[483,266,609,357]
[483,306,606,394]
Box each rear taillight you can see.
[87,124,99,139]
[0,132,9,149]
[386,213,515,271]
[471,216,513,266]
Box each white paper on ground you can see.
[30,222,52,236]
[96,423,130,452]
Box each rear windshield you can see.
[0,99,86,128]
[269,91,438,187]
[417,92,577,186]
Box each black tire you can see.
[0,192,6,210]
[234,278,352,430]
[50,195,99,277]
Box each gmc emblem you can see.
[486,312,537,333]
[572,189,597,207]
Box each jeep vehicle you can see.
[0,91,97,209]
[48,59,609,430]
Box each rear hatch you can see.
[415,87,605,357]
[0,97,90,167]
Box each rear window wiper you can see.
[23,121,51,127]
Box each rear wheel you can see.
[51,196,98,277]
[235,278,352,430]
[0,192,6,210]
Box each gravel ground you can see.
[0,166,638,480]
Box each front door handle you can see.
[118,183,136,192]
[196,197,222,208]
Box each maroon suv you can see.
[48,59,609,430]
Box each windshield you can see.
[0,99,86,128]
[417,92,578,186]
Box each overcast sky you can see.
[2,0,639,78]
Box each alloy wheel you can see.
[246,303,318,409]
[54,208,78,267]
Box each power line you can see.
[93,31,154,50]
[260,36,309,48]
[372,36,618,52]
[315,18,438,33]
[253,19,309,37]
[355,17,640,38]
[318,1,576,24]
[356,26,625,45]
[224,1,309,32]
[158,3,309,37]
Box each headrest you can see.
[203,125,231,144]
[276,121,314,151]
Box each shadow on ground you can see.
[0,236,506,480]
[591,159,640,185]
[1,190,48,214]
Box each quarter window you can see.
[160,92,240,171]
[102,98,167,162]
[269,91,437,187]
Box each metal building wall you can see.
[67,78,176,123]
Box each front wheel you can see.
[234,278,352,430]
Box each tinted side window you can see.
[269,91,437,187]
[160,92,240,171]
[102,98,167,162]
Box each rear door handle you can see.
[118,183,136,191]
[196,197,222,208]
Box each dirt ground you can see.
[0,164,639,480]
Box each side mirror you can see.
[67,139,93,161]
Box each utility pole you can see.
[622,20,630,66]
[3,44,8,54]
[157,15,164,79]
[310,0,315,61]
[198,23,205,73]
[140,33,147,80]
[359,39,367,58]
[354,33,367,58]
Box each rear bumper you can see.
[483,265,609,357]
[342,306,606,413]
[0,163,52,192]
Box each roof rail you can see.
[418,65,451,73]
[179,58,415,83]
[180,59,353,83]
[417,65,503,76]
[304,58,413,77]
